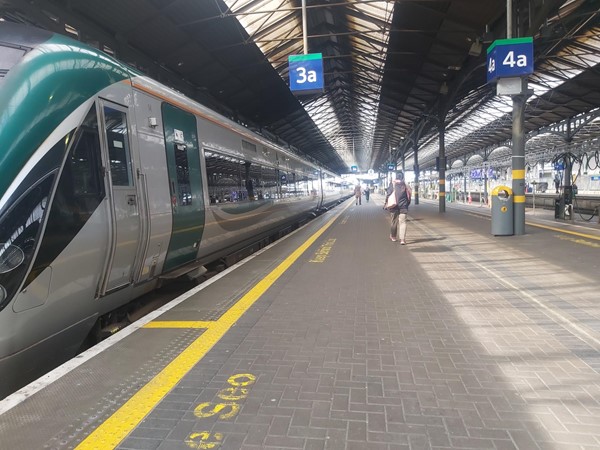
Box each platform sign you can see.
[470,168,495,179]
[351,165,358,172]
[289,53,324,94]
[554,162,564,170]
[591,175,600,181]
[487,37,533,83]
[387,164,395,171]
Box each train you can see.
[0,22,347,397]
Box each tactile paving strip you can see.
[0,328,203,450]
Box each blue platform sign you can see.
[351,165,358,172]
[289,53,324,94]
[591,175,600,181]
[487,37,534,83]
[387,164,395,171]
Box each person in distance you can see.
[384,171,411,244]
[354,183,362,205]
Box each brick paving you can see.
[4,196,600,450]
[141,197,600,449]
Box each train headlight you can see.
[0,244,25,274]
[0,245,24,309]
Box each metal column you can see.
[438,121,446,213]
[414,142,420,205]
[512,94,526,234]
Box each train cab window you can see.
[27,106,105,287]
[0,44,26,86]
[103,106,132,187]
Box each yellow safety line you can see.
[526,221,600,241]
[75,206,347,450]
[143,321,215,329]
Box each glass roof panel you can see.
[223,0,394,170]
[414,25,600,168]
[223,1,598,173]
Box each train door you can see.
[97,100,141,293]
[161,103,205,272]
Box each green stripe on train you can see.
[0,33,131,195]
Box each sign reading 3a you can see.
[289,53,324,94]
[486,37,533,83]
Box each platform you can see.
[2,194,600,450]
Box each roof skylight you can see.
[222,0,394,170]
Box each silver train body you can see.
[0,23,346,396]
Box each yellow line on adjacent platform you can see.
[75,206,347,450]
[143,321,215,329]
[452,202,600,242]
[555,234,600,248]
[526,221,600,241]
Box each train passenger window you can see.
[103,106,132,187]
[72,129,103,196]
[203,150,290,203]
[279,170,287,198]
[261,166,278,199]
[175,143,192,206]
[244,162,264,200]
[204,150,243,203]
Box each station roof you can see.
[1,0,599,175]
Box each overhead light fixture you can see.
[468,38,482,56]
[448,65,461,71]
[440,82,449,95]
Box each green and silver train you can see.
[0,23,345,396]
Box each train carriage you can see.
[0,22,345,397]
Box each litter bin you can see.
[491,186,513,235]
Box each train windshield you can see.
[0,44,26,87]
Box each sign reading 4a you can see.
[486,37,533,83]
